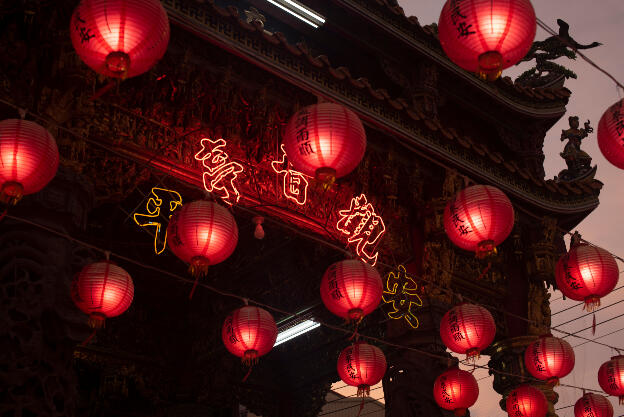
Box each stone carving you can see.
[556,116,597,182]
[527,282,551,336]
[517,19,601,87]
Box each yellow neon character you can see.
[133,187,183,254]
[382,265,423,328]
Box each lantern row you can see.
[1,110,620,355]
[6,208,622,416]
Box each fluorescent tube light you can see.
[265,0,326,28]
[274,319,320,346]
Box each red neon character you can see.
[336,194,386,266]
[271,144,309,206]
[194,138,244,206]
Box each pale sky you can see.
[336,1,624,416]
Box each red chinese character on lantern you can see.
[194,138,244,206]
[271,144,309,206]
[382,265,423,328]
[336,194,385,266]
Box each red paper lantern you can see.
[506,385,548,417]
[440,303,496,360]
[283,103,366,185]
[574,393,614,417]
[320,259,383,321]
[444,185,514,258]
[524,334,575,385]
[555,243,619,311]
[167,200,238,277]
[337,342,386,397]
[438,0,536,80]
[433,367,479,416]
[598,355,624,404]
[70,0,170,79]
[71,261,134,328]
[222,306,277,365]
[0,119,58,205]
[598,98,624,169]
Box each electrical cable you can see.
[553,299,624,328]
[317,395,385,417]
[551,283,624,313]
[2,213,611,397]
[560,312,624,340]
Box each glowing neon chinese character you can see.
[336,194,385,266]
[194,138,244,206]
[382,265,423,328]
[271,144,309,206]
[133,187,183,254]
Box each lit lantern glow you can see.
[440,303,496,361]
[337,342,386,397]
[0,119,59,205]
[574,393,614,417]
[444,185,514,258]
[222,306,277,365]
[70,0,170,78]
[438,0,537,80]
[433,367,479,416]
[506,385,548,417]
[71,261,134,328]
[597,98,624,169]
[555,243,619,311]
[524,334,575,385]
[283,103,366,186]
[598,356,624,405]
[167,200,238,296]
[320,259,383,321]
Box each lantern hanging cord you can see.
[535,17,624,91]
[3,213,612,396]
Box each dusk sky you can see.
[335,1,624,415]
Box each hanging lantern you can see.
[71,261,134,328]
[0,119,59,205]
[598,98,624,169]
[320,259,383,322]
[440,303,496,361]
[524,334,575,385]
[506,385,548,417]
[283,103,366,186]
[337,342,386,397]
[598,356,624,404]
[433,367,479,416]
[222,306,277,366]
[167,200,238,296]
[574,393,614,417]
[70,0,170,79]
[555,242,619,311]
[444,185,514,258]
[438,0,536,80]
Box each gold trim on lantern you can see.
[476,240,496,259]
[477,51,503,81]
[0,181,24,205]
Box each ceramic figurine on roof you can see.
[557,116,597,182]
[518,19,601,87]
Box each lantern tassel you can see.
[465,348,481,363]
[477,261,491,280]
[242,364,254,383]
[80,328,97,346]
[242,350,259,367]
[592,312,596,336]
[188,276,199,300]
[89,80,117,101]
[619,395,623,405]
[584,296,601,312]
[356,397,365,417]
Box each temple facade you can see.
[0,1,602,416]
